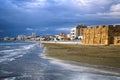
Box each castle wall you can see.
[112,25,120,45]
[101,25,109,45]
[82,28,87,44]
[82,25,120,45]
[114,36,120,45]
[89,27,95,44]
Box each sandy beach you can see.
[41,42,120,75]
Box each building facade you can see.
[82,25,120,45]
[70,27,76,40]
[59,32,67,40]
[17,35,26,41]
[31,33,36,38]
[70,24,87,40]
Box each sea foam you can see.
[0,43,36,63]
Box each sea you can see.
[0,41,120,80]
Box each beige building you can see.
[60,32,67,40]
[82,25,120,45]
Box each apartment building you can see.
[70,24,87,40]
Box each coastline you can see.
[41,46,120,77]
[40,42,120,76]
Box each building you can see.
[70,27,76,40]
[31,33,36,38]
[67,34,71,40]
[54,35,60,41]
[17,35,26,41]
[70,24,87,40]
[59,32,67,40]
[82,25,120,45]
[3,37,16,41]
[4,37,10,41]
[9,38,16,41]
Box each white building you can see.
[31,33,36,38]
[17,35,26,41]
[54,35,61,41]
[70,28,76,40]
[4,37,10,41]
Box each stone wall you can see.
[82,25,120,45]
[114,36,120,45]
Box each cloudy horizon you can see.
[0,0,120,38]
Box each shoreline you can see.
[40,41,82,44]
[40,46,120,77]
[40,43,120,76]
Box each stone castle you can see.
[82,25,120,45]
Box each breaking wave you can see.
[0,42,36,63]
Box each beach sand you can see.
[41,43,120,75]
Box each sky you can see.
[0,0,120,38]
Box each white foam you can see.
[5,46,11,48]
[1,70,13,74]
[71,73,120,80]
[0,49,15,53]
[0,44,36,53]
[8,58,15,61]
[22,44,36,50]
[50,59,120,76]
[4,77,16,80]
[0,43,37,63]
[15,55,23,58]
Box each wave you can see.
[0,43,36,63]
[46,56,120,77]
[0,42,28,46]
[21,44,36,50]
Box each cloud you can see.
[93,3,120,19]
[56,27,71,31]
[26,27,48,31]
[110,4,120,12]
[9,0,113,12]
[11,0,47,8]
[40,27,48,31]
[0,0,120,38]
[1,0,120,20]
[51,0,110,7]
[51,0,112,11]
[21,0,47,9]
[96,12,120,19]
[26,27,34,31]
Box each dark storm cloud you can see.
[0,0,120,37]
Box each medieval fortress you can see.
[82,25,120,45]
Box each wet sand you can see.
[41,43,120,76]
